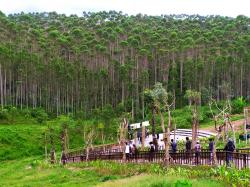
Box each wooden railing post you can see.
[243,154,247,169]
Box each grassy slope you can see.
[0,116,248,187]
[0,111,249,161]
[0,157,103,187]
[0,122,46,161]
[0,158,227,187]
[0,118,90,161]
[97,174,224,187]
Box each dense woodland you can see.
[0,11,250,120]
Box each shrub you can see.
[231,97,246,114]
[0,108,9,120]
[175,117,190,129]
[31,108,48,124]
[19,108,32,119]
[174,179,192,187]
[99,175,117,182]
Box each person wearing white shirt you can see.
[125,142,130,160]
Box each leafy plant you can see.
[174,179,192,187]
[231,97,246,114]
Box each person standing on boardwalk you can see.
[171,139,177,153]
[194,141,201,165]
[146,128,149,138]
[208,138,214,165]
[61,151,67,165]
[137,130,142,144]
[185,137,192,152]
[171,139,177,162]
[224,138,235,166]
[149,142,155,162]
[153,137,159,152]
[131,144,138,160]
[185,137,192,163]
[125,142,130,161]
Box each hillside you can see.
[0,123,45,161]
[0,106,249,186]
[0,110,248,162]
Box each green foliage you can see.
[0,157,228,187]
[99,175,118,182]
[150,181,169,187]
[1,12,250,119]
[0,106,31,123]
[0,157,108,187]
[174,179,192,187]
[185,90,201,104]
[0,108,9,120]
[231,97,246,114]
[31,108,48,124]
[211,166,250,187]
[0,124,45,161]
[75,161,247,186]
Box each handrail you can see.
[65,150,250,169]
[66,143,121,154]
[66,147,250,156]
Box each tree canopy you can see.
[0,11,250,120]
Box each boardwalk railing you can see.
[65,149,250,169]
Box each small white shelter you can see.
[130,121,150,130]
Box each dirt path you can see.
[201,119,245,133]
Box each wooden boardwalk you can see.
[65,149,250,169]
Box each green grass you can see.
[0,106,249,186]
[97,174,225,187]
[0,157,111,187]
[0,123,46,161]
[0,158,229,187]
[0,110,248,162]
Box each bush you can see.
[99,175,117,182]
[31,108,48,124]
[19,108,32,119]
[0,108,9,120]
[174,179,192,187]
[175,117,190,129]
[231,97,246,114]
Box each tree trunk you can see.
[192,106,198,149]
[142,126,145,150]
[151,107,156,137]
[0,64,3,109]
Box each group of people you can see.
[126,132,236,166]
[184,137,235,166]
[125,141,138,160]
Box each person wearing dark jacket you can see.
[208,138,214,165]
[149,142,155,162]
[185,137,191,152]
[171,139,177,153]
[131,144,138,160]
[171,139,177,162]
[224,138,235,166]
[185,137,192,163]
